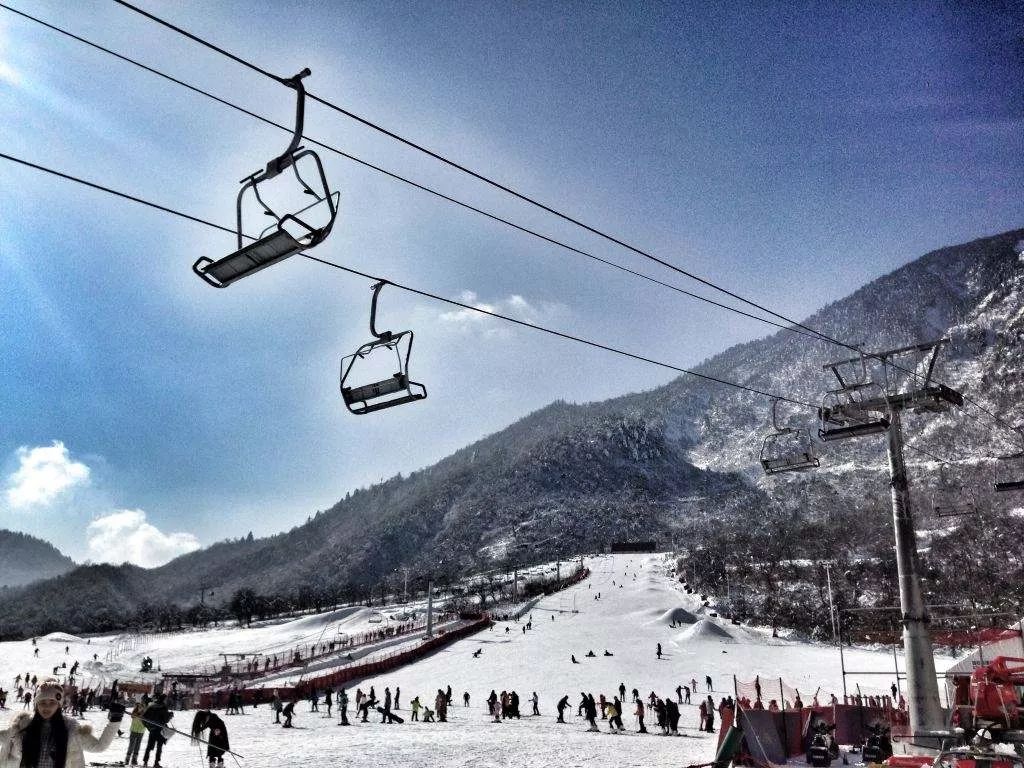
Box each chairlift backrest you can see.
[193,69,339,288]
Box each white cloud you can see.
[5,441,90,509]
[439,291,566,334]
[86,509,200,567]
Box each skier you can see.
[684,685,691,704]
[665,696,680,735]
[125,701,147,765]
[656,643,663,659]
[309,690,319,712]
[142,693,172,766]
[338,689,349,726]
[556,695,569,723]
[635,698,647,733]
[0,678,122,768]
[394,687,400,710]
[608,697,624,732]
[618,683,626,704]
[190,710,229,767]
[655,697,666,734]
[445,685,452,706]
[463,691,470,708]
[676,685,683,704]
[271,690,281,724]
[706,675,713,691]
[324,688,333,717]
[531,691,540,716]
[281,700,295,728]
[583,693,598,732]
[472,649,482,658]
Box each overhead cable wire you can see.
[0,2,826,343]
[0,150,817,410]
[107,0,860,349]
[102,0,1024,444]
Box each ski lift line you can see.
[9,8,1021,449]
[0,150,818,411]
[0,4,823,340]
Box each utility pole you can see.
[824,563,838,644]
[820,340,960,751]
[425,579,434,639]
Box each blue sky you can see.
[1,0,1021,566]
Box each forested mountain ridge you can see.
[1,228,1021,638]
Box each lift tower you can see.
[819,340,962,750]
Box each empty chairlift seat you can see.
[193,68,339,288]
[340,281,427,415]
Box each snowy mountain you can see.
[0,530,75,589]
[1,228,1021,637]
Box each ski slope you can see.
[0,553,954,768]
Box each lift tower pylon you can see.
[820,339,963,752]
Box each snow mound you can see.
[675,619,735,642]
[43,632,83,643]
[656,607,697,625]
[282,605,363,631]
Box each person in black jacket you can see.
[190,710,229,767]
[665,697,680,735]
[142,694,171,767]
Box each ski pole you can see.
[136,717,246,760]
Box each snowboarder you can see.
[281,700,295,728]
[571,655,579,664]
[472,648,482,657]
[381,688,392,723]
[586,650,596,658]
[603,650,613,656]
[706,675,713,692]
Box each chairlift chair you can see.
[818,353,891,441]
[340,281,427,415]
[932,462,977,518]
[994,450,1024,493]
[193,69,339,288]
[759,400,820,475]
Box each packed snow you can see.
[0,553,956,768]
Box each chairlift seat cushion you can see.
[995,480,1024,493]
[196,229,303,287]
[343,374,408,405]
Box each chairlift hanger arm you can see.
[260,68,311,181]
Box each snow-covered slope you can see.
[0,554,950,768]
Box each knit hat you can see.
[36,678,63,703]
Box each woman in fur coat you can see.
[0,678,121,768]
[190,710,230,767]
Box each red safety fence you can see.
[198,615,490,708]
